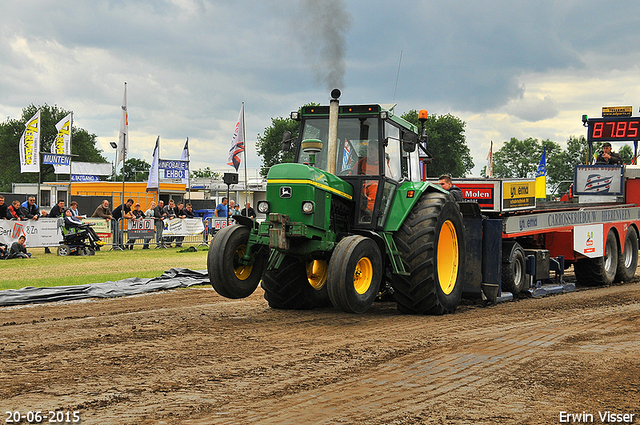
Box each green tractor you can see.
[208,90,466,314]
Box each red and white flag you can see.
[227,103,244,171]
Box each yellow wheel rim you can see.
[437,220,459,295]
[234,244,253,280]
[353,257,374,295]
[307,260,328,290]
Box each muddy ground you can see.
[1,274,639,424]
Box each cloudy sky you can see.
[2,0,640,177]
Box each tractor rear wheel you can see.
[327,236,382,314]
[262,256,331,309]
[574,229,618,286]
[615,227,638,282]
[392,192,466,315]
[207,225,265,299]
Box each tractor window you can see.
[336,118,380,176]
[298,118,329,168]
[384,122,402,181]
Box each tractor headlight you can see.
[257,201,270,214]
[301,201,314,215]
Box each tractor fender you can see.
[383,181,451,232]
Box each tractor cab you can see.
[291,103,421,229]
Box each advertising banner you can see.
[0,218,61,248]
[162,218,205,236]
[128,218,155,238]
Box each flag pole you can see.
[242,102,248,208]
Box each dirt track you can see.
[1,275,640,424]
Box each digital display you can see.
[587,117,640,142]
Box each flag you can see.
[180,138,190,187]
[19,110,41,173]
[52,113,72,174]
[227,103,244,171]
[117,82,128,165]
[146,136,160,192]
[536,147,546,199]
[486,140,493,177]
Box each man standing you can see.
[214,197,228,218]
[162,199,178,247]
[438,174,463,201]
[68,201,85,218]
[152,200,166,248]
[112,198,134,249]
[596,142,623,165]
[21,197,39,220]
[49,199,65,218]
[241,202,256,219]
[0,196,7,220]
[7,200,26,220]
[92,200,113,221]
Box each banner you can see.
[146,137,160,192]
[19,110,41,173]
[82,218,111,237]
[117,82,128,165]
[52,113,72,174]
[71,175,100,182]
[128,218,154,238]
[0,218,60,247]
[162,218,205,236]
[180,138,190,187]
[158,158,188,180]
[43,153,71,166]
[71,162,112,176]
[227,103,244,171]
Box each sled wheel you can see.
[574,229,619,286]
[262,256,331,309]
[615,227,638,282]
[57,245,70,257]
[327,235,382,314]
[502,242,527,294]
[207,225,264,299]
[392,192,466,315]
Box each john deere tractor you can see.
[208,89,466,314]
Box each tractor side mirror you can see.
[402,132,417,153]
[282,130,293,152]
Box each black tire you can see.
[262,256,331,309]
[80,247,91,256]
[327,236,382,314]
[615,227,638,282]
[392,192,466,315]
[574,229,618,287]
[57,245,70,257]
[207,225,265,299]
[502,243,527,294]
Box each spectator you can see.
[126,202,145,250]
[152,200,166,248]
[173,201,187,247]
[438,174,463,201]
[228,199,235,212]
[92,199,113,221]
[63,209,106,247]
[241,202,256,219]
[214,197,228,218]
[21,197,39,220]
[8,235,31,259]
[49,200,65,218]
[162,199,178,247]
[7,200,26,220]
[143,201,157,250]
[69,201,86,218]
[0,195,7,219]
[232,204,241,216]
[184,203,195,218]
[0,242,7,259]
[595,142,623,165]
[112,198,134,249]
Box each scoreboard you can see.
[587,116,640,142]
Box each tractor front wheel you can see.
[262,256,331,309]
[327,236,382,314]
[392,192,466,315]
[207,225,264,299]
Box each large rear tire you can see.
[392,192,466,315]
[207,225,265,299]
[262,256,331,309]
[327,236,382,314]
[615,227,638,282]
[502,242,527,294]
[574,229,618,287]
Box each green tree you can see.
[0,104,106,191]
[256,117,300,177]
[191,167,221,180]
[114,158,150,182]
[492,137,559,179]
[401,111,474,178]
[619,144,634,164]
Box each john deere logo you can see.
[280,186,292,198]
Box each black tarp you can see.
[0,268,210,307]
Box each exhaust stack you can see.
[327,89,341,175]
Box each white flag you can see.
[180,138,189,187]
[19,110,41,173]
[52,113,72,174]
[117,82,128,165]
[146,136,160,192]
[227,103,244,171]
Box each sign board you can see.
[71,174,100,182]
[128,218,154,238]
[573,224,604,258]
[602,106,632,117]
[82,218,111,237]
[158,160,189,170]
[164,169,186,179]
[42,153,71,166]
[502,180,536,211]
[456,182,498,210]
[574,165,624,196]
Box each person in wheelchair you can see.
[63,209,106,248]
